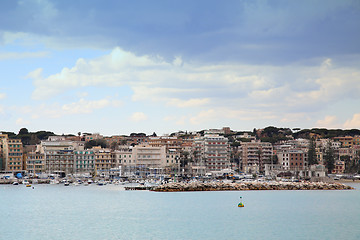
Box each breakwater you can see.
[151,181,353,192]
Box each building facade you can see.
[6,139,23,172]
[193,134,230,173]
[240,141,273,174]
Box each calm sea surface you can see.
[1,182,360,240]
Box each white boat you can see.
[50,179,59,184]
[97,180,105,186]
[12,182,19,185]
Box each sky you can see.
[1,0,360,136]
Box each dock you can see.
[125,186,153,190]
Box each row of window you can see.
[9,167,21,170]
[8,162,21,165]
[76,165,94,169]
[76,156,94,160]
[74,151,94,154]
[9,148,21,151]
[208,166,226,169]
[27,165,43,169]
[166,160,178,163]
[8,144,21,147]
[27,161,43,164]
[76,161,94,164]
[9,153,22,156]
[28,156,43,159]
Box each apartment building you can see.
[193,134,230,172]
[0,134,9,171]
[93,147,112,174]
[115,145,181,177]
[84,133,103,142]
[277,149,308,171]
[26,152,45,174]
[353,136,360,146]
[131,145,167,169]
[39,136,82,175]
[334,136,353,148]
[148,136,182,152]
[240,141,273,174]
[74,150,95,174]
[6,139,23,171]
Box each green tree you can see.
[307,138,318,165]
[85,139,108,149]
[180,151,190,168]
[341,155,352,173]
[324,142,335,174]
[19,128,29,135]
[110,141,118,150]
[272,154,278,164]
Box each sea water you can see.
[1,183,359,240]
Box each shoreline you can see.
[151,181,354,192]
[338,179,360,183]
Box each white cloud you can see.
[15,97,122,119]
[167,98,210,108]
[16,118,30,126]
[77,92,89,98]
[62,98,111,114]
[189,109,217,125]
[131,112,148,122]
[27,48,360,131]
[0,51,49,61]
[316,116,340,128]
[344,113,360,129]
[0,93,6,99]
[280,113,309,124]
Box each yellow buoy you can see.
[238,196,244,207]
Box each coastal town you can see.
[1,126,360,187]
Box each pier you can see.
[125,186,153,190]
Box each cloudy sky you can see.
[1,0,360,136]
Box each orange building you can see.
[353,136,360,146]
[334,136,353,148]
[6,139,23,171]
[332,161,345,174]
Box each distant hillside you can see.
[293,128,360,139]
[2,128,56,145]
[256,126,360,143]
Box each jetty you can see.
[151,181,353,192]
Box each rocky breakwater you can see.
[151,181,353,192]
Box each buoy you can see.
[238,196,244,207]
